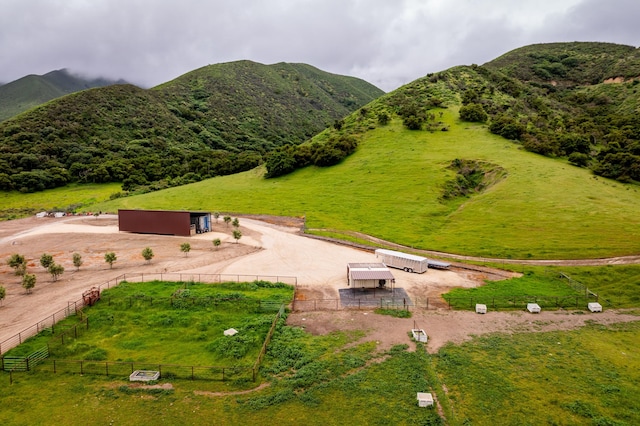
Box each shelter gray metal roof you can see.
[350,270,395,280]
[347,263,387,269]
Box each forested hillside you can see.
[0,69,125,122]
[0,61,383,193]
[267,42,640,184]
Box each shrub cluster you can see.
[265,135,358,178]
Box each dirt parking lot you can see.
[1,215,637,354]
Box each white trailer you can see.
[375,249,429,273]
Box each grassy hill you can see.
[0,61,383,193]
[88,45,640,259]
[0,69,125,122]
[91,106,640,259]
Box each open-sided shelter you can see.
[347,263,395,290]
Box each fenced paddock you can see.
[2,275,291,384]
[0,272,296,356]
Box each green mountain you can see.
[92,42,640,259]
[0,61,384,193]
[0,69,126,122]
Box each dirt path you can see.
[286,308,639,353]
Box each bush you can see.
[459,103,488,122]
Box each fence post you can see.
[80,361,83,375]
[106,362,109,377]
[53,359,56,374]
[192,366,194,381]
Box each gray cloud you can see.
[1,0,638,91]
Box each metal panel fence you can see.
[292,294,601,312]
[292,297,435,311]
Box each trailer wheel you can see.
[403,267,409,272]
[407,268,414,273]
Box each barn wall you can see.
[118,210,191,236]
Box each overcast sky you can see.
[1,0,639,91]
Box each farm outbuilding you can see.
[347,263,395,289]
[118,209,212,237]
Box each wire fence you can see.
[443,294,599,311]
[2,302,287,384]
[13,359,253,383]
[0,272,296,356]
[292,294,601,312]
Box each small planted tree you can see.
[8,254,26,276]
[22,274,36,294]
[232,229,242,244]
[142,247,154,264]
[0,285,6,305]
[73,253,83,271]
[223,216,232,228]
[40,253,54,269]
[232,218,240,228]
[180,242,191,257]
[104,252,117,269]
[213,212,220,223]
[212,238,221,250]
[48,263,64,282]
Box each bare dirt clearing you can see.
[1,215,637,354]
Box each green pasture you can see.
[445,265,640,310]
[4,280,293,367]
[0,182,121,220]
[444,270,589,310]
[436,321,640,425]
[90,110,640,259]
[3,308,638,425]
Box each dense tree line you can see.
[0,62,382,193]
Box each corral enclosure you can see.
[4,280,294,377]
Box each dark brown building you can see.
[118,209,212,237]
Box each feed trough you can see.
[588,302,602,312]
[411,329,428,342]
[417,392,434,407]
[475,304,487,314]
[527,303,541,313]
[129,370,160,382]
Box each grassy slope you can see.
[0,183,121,219]
[92,108,640,260]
